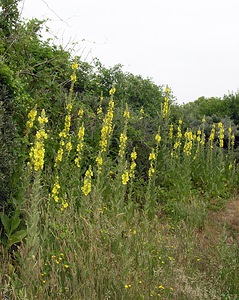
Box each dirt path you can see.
[204,196,239,244]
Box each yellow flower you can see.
[109,86,116,95]
[38,109,48,124]
[162,96,169,119]
[78,109,84,118]
[131,150,137,160]
[122,171,129,185]
[119,133,128,158]
[218,122,224,148]
[61,200,69,210]
[66,103,73,111]
[169,124,174,139]
[81,166,93,195]
[72,62,79,69]
[96,155,103,166]
[124,284,131,289]
[149,150,156,161]
[70,74,77,82]
[165,85,170,93]
[66,141,72,153]
[123,110,130,119]
[155,133,161,143]
[55,148,64,165]
[139,107,144,120]
[97,106,102,115]
[36,129,48,140]
[148,166,155,178]
[26,106,37,129]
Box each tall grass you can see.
[1,65,239,299]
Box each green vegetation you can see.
[1,1,239,299]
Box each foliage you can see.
[1,2,239,299]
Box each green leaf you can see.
[0,212,10,234]
[10,215,21,233]
[7,229,27,248]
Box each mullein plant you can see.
[95,87,115,189]
[112,104,131,211]
[145,127,162,218]
[51,61,79,211]
[180,129,195,199]
[226,125,236,189]
[24,108,48,278]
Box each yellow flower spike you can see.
[231,133,235,147]
[26,105,38,129]
[218,122,224,148]
[209,124,216,148]
[169,124,174,139]
[75,123,85,168]
[118,132,128,158]
[81,166,93,196]
[28,109,48,171]
[55,147,64,166]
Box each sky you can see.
[19,0,239,104]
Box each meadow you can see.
[1,63,239,300]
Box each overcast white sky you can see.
[20,0,239,104]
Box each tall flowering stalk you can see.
[119,104,130,161]
[28,109,48,171]
[162,86,170,119]
[129,148,137,180]
[26,105,37,132]
[146,128,162,217]
[25,108,48,272]
[209,124,216,150]
[96,87,115,174]
[81,166,93,196]
[75,109,85,168]
[171,119,183,158]
[183,130,194,157]
[218,122,224,148]
[52,61,78,211]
